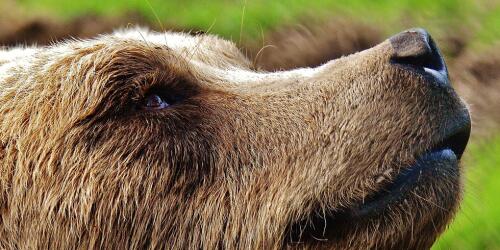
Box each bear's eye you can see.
[143,94,169,110]
[140,91,182,110]
[136,77,195,111]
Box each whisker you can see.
[238,0,248,46]
[253,44,277,69]
[411,190,448,212]
[144,0,169,45]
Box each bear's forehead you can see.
[113,28,212,51]
[111,28,250,67]
[101,29,322,84]
[0,28,322,87]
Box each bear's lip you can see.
[286,112,471,244]
[351,132,469,217]
[353,113,471,216]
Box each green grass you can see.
[15,0,500,48]
[433,136,500,249]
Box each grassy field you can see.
[7,0,500,248]
[13,0,500,49]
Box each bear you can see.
[0,28,470,249]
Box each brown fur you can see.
[0,29,468,249]
[251,19,496,136]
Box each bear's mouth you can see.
[286,113,471,245]
[351,117,470,217]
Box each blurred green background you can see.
[7,0,500,48]
[2,0,499,249]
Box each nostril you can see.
[392,43,444,71]
[391,33,444,71]
[389,28,448,85]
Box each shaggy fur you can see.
[0,28,468,249]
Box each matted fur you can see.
[0,28,468,249]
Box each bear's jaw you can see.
[284,102,471,249]
[352,110,470,216]
[282,29,472,247]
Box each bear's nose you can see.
[390,28,449,86]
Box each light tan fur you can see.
[0,28,467,249]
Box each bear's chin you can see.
[285,116,470,248]
[285,151,461,248]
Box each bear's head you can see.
[0,28,470,249]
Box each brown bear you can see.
[0,28,471,249]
